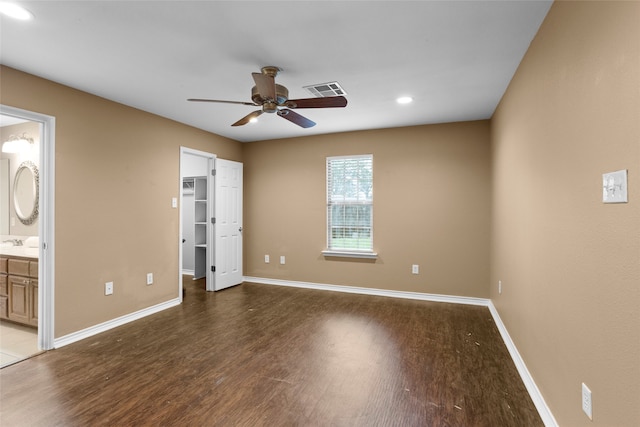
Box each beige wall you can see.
[243,121,491,297]
[491,2,640,426]
[0,66,242,337]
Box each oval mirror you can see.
[13,161,39,225]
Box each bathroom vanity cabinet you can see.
[0,258,6,320]
[0,256,38,327]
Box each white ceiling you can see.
[0,1,552,143]
[0,114,28,127]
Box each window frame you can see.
[323,154,377,259]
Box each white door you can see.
[214,159,243,291]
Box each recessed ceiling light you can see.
[396,96,413,104]
[249,117,258,124]
[0,2,34,20]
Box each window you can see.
[325,155,375,257]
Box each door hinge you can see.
[211,169,216,176]
[211,266,216,272]
[211,217,216,224]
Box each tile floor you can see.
[0,321,39,368]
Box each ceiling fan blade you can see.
[252,72,276,101]
[277,109,316,128]
[284,96,347,109]
[231,110,263,127]
[188,98,257,106]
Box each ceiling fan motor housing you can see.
[251,84,289,109]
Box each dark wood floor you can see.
[0,278,543,426]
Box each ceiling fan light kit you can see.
[188,66,347,128]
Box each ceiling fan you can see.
[188,66,347,128]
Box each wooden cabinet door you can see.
[29,279,38,326]
[8,275,30,324]
[0,274,7,319]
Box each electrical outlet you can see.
[280,256,285,265]
[412,264,419,274]
[265,254,270,263]
[105,281,113,295]
[582,383,592,420]
[499,280,502,294]
[146,273,153,285]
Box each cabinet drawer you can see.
[0,257,7,274]
[0,274,7,296]
[8,259,30,277]
[30,261,39,278]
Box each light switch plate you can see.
[582,382,593,420]
[602,170,628,203]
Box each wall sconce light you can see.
[2,133,34,153]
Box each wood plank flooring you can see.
[0,279,543,426]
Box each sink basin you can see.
[0,242,14,248]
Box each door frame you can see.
[1,104,56,351]
[179,147,215,296]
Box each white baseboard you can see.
[244,276,557,427]
[487,301,558,427]
[243,276,489,306]
[54,298,181,349]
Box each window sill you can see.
[322,250,378,260]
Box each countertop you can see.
[0,245,39,259]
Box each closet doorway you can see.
[179,148,243,293]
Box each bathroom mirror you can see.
[13,160,39,225]
[0,159,9,234]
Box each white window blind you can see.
[326,155,373,253]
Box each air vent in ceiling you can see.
[303,81,347,98]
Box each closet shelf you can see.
[189,176,208,279]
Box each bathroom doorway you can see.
[0,105,55,366]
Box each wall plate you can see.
[602,170,628,203]
[582,382,593,420]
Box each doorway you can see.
[180,148,214,292]
[0,105,55,366]
[179,148,243,294]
